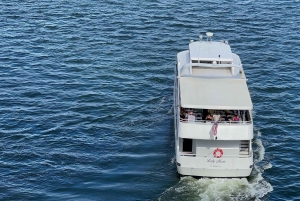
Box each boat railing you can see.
[179,150,253,158]
[180,118,252,124]
[179,63,244,77]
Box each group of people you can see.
[180,108,241,123]
[205,111,240,122]
[180,109,197,123]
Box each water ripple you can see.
[0,0,299,200]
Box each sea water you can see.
[0,0,299,200]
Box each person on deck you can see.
[212,111,220,140]
[213,111,221,122]
[233,114,240,121]
[188,111,195,123]
[205,113,213,121]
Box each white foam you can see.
[252,109,256,117]
[159,175,273,200]
[170,156,175,164]
[263,162,273,170]
[257,131,262,137]
[254,138,265,162]
[251,172,273,199]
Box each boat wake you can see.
[158,131,273,201]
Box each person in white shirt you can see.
[213,111,221,122]
[188,111,195,123]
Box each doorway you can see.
[182,138,193,152]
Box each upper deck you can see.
[178,108,253,140]
[176,34,245,79]
[175,33,252,110]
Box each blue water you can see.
[0,0,299,200]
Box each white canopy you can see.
[179,77,253,109]
[189,42,233,62]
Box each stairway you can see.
[239,140,249,157]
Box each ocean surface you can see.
[0,0,299,200]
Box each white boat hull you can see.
[176,155,253,177]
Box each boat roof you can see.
[189,41,233,62]
[179,77,253,109]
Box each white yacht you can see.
[174,33,253,177]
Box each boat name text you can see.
[206,159,226,163]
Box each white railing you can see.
[179,63,244,77]
[179,151,252,158]
[180,118,252,124]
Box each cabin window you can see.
[192,60,213,64]
[191,60,232,64]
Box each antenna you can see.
[206,32,213,42]
[199,35,203,42]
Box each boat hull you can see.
[176,155,253,177]
[177,166,252,178]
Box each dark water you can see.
[0,0,299,200]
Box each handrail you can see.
[180,118,252,124]
[179,63,243,77]
[179,151,253,158]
